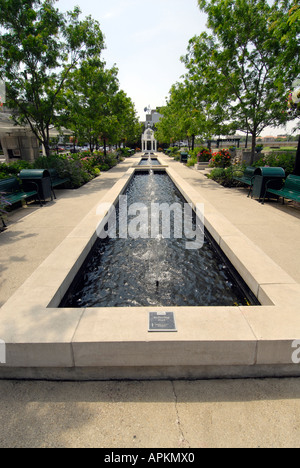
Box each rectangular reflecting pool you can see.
[60,172,259,308]
[139,158,161,166]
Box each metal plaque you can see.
[148,312,177,332]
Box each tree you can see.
[155,84,190,147]
[111,90,141,149]
[62,60,140,155]
[0,0,105,156]
[184,0,299,163]
[62,61,119,154]
[270,0,300,174]
[269,0,299,79]
[287,86,300,174]
[155,76,231,149]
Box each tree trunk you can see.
[44,142,51,158]
[250,133,256,166]
[192,134,195,151]
[245,131,249,149]
[103,138,107,156]
[293,136,300,176]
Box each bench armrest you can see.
[262,178,285,204]
[265,178,284,191]
[20,180,38,193]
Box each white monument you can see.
[141,128,157,154]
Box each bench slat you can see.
[233,167,257,186]
[51,178,70,187]
[265,175,300,204]
[0,177,38,206]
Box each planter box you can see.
[195,162,210,170]
[241,150,263,165]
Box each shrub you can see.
[207,165,245,187]
[118,147,131,157]
[34,154,94,188]
[167,147,180,156]
[0,149,120,189]
[253,151,296,176]
[209,149,232,168]
[188,148,199,159]
[0,160,32,178]
[187,148,198,167]
[187,157,197,167]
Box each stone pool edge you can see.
[1,157,300,379]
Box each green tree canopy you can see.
[180,0,299,162]
[0,0,105,156]
[61,60,140,154]
[155,79,228,149]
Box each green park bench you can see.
[180,152,189,163]
[48,169,71,199]
[233,166,257,197]
[262,174,300,205]
[0,177,41,228]
[0,177,41,206]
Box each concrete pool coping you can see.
[1,155,300,379]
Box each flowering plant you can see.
[197,147,212,162]
[209,149,232,168]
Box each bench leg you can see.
[261,188,268,205]
[36,194,43,207]
[52,188,57,200]
[1,215,7,229]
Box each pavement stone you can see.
[0,379,299,448]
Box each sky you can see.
[57,0,207,120]
[56,0,297,136]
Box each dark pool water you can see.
[60,172,257,308]
[139,158,161,166]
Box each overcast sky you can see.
[57,0,206,119]
[57,0,296,136]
